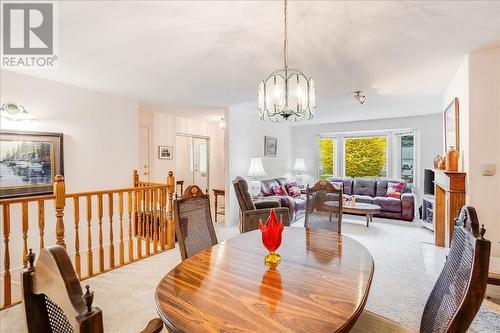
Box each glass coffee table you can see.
[342,203,381,227]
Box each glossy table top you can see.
[155,227,374,333]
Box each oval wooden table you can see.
[155,227,374,333]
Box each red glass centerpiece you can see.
[259,209,284,266]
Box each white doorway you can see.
[175,133,209,192]
[138,127,150,181]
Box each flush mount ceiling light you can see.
[354,91,366,105]
[257,0,316,123]
[0,103,35,121]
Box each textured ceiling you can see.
[6,1,500,124]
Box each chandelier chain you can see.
[283,0,288,69]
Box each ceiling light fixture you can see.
[257,0,316,122]
[354,91,366,105]
[0,103,35,121]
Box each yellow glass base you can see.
[264,252,281,266]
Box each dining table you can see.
[155,227,374,332]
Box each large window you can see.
[344,136,387,178]
[318,130,415,185]
[319,137,335,179]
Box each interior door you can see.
[138,127,150,181]
[193,137,209,191]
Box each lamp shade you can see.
[248,157,266,178]
[292,158,307,173]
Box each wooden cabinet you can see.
[433,170,466,247]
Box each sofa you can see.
[260,178,307,222]
[329,177,415,221]
[233,177,291,233]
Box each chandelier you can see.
[258,0,316,122]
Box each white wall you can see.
[443,47,500,256]
[291,114,443,201]
[226,102,294,226]
[1,71,139,191]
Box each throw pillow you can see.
[285,182,301,197]
[272,185,287,196]
[332,181,344,191]
[386,182,404,199]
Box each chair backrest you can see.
[304,180,343,234]
[420,206,491,333]
[22,246,103,333]
[174,185,218,261]
[233,177,256,212]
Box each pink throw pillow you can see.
[285,182,301,197]
[386,182,404,199]
[272,185,287,196]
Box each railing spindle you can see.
[73,197,81,278]
[145,189,151,255]
[118,192,124,265]
[3,204,11,307]
[108,193,115,269]
[127,191,133,262]
[136,190,142,259]
[22,202,28,268]
[86,195,93,277]
[54,175,66,249]
[98,194,104,272]
[38,200,45,250]
[152,188,158,253]
[167,171,175,249]
[159,188,166,250]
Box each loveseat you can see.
[260,178,306,222]
[329,177,415,221]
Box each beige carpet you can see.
[1,217,498,332]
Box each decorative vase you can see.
[446,146,459,171]
[433,155,441,169]
[259,209,284,266]
[438,156,446,170]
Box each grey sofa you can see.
[329,177,415,221]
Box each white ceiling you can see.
[7,1,500,125]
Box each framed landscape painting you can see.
[0,131,64,198]
[264,136,277,157]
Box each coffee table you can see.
[343,203,381,227]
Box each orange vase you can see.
[438,156,446,170]
[446,147,459,171]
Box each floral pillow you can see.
[386,182,404,199]
[272,185,287,196]
[285,182,301,197]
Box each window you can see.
[399,134,414,184]
[344,136,388,178]
[319,137,335,179]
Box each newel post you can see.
[54,175,66,249]
[133,170,139,187]
[166,171,175,249]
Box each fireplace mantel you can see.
[433,170,466,247]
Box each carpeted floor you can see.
[1,216,498,332]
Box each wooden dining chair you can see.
[351,206,491,333]
[22,245,163,333]
[304,180,343,234]
[174,185,218,261]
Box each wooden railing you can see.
[0,170,176,310]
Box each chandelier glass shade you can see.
[258,0,316,122]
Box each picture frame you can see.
[158,145,173,160]
[0,131,64,198]
[264,136,277,157]
[443,97,460,152]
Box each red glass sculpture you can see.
[259,209,284,266]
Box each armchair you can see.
[233,177,290,233]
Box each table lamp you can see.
[248,157,266,198]
[293,157,307,188]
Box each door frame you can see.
[176,132,210,191]
[139,126,151,181]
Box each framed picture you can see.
[158,145,173,160]
[0,131,64,198]
[264,136,277,157]
[444,97,459,152]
